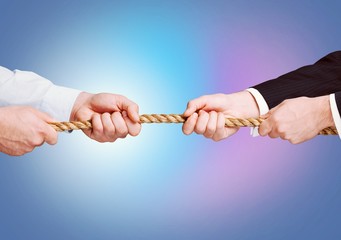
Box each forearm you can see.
[252,51,341,109]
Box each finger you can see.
[126,104,140,123]
[101,112,117,141]
[122,111,141,137]
[195,110,210,134]
[268,129,279,139]
[183,96,208,117]
[111,112,129,138]
[212,112,230,141]
[91,113,104,141]
[44,123,58,145]
[182,113,198,135]
[34,111,58,145]
[204,111,218,138]
[258,119,272,136]
[279,133,290,141]
[116,96,140,122]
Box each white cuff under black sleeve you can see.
[246,88,270,137]
[329,93,341,139]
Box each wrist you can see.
[70,92,92,121]
[316,95,334,129]
[227,91,260,118]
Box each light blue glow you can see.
[1,1,341,239]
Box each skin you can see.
[70,92,141,143]
[258,96,335,144]
[182,91,260,141]
[0,92,141,156]
[0,106,58,156]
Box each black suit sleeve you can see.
[252,51,341,109]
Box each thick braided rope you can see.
[49,114,338,135]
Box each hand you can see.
[258,96,334,144]
[182,91,260,141]
[0,106,58,156]
[70,92,141,142]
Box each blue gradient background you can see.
[1,1,341,239]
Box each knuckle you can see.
[105,129,116,139]
[92,128,102,137]
[269,134,277,139]
[118,129,129,138]
[29,136,44,146]
[91,135,106,143]
[203,134,211,139]
[201,110,209,116]
[258,127,266,136]
[20,144,35,155]
[289,138,299,144]
[203,131,214,139]
[103,112,111,118]
[206,126,215,135]
[212,136,222,142]
[280,132,291,140]
[277,127,286,134]
[50,138,58,145]
[106,137,117,143]
[26,145,35,153]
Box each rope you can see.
[48,113,338,135]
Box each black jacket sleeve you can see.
[252,51,341,109]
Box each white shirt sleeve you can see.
[0,66,81,121]
[246,88,270,137]
[329,93,341,139]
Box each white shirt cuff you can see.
[246,88,270,137]
[42,85,81,121]
[329,93,341,139]
[0,66,14,81]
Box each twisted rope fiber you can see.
[49,114,338,135]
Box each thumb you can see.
[183,96,208,117]
[116,96,140,122]
[35,111,58,145]
[258,119,272,137]
[126,104,140,123]
[260,111,271,120]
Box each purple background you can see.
[0,1,341,239]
